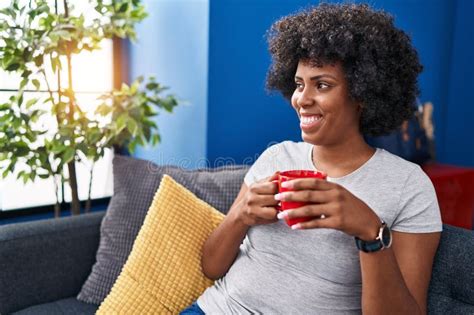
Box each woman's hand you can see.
[236,173,280,227]
[275,178,381,240]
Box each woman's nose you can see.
[296,89,314,107]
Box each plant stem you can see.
[63,0,69,17]
[62,0,81,216]
[67,163,80,215]
[53,174,61,218]
[41,69,65,217]
[85,161,95,213]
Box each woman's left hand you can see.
[275,178,382,241]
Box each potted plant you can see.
[0,0,178,216]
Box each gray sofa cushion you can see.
[428,224,474,314]
[12,298,98,315]
[428,294,474,315]
[77,155,249,305]
[0,212,104,314]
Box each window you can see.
[0,1,114,211]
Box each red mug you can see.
[276,170,327,227]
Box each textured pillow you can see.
[96,175,224,314]
[78,155,248,305]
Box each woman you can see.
[182,3,442,314]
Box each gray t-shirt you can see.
[197,141,442,314]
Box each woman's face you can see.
[291,60,362,146]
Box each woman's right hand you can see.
[201,173,280,279]
[236,173,280,226]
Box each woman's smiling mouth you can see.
[300,114,323,131]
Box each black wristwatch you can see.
[355,220,392,253]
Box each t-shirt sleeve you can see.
[391,165,443,233]
[244,143,281,186]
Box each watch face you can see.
[381,225,392,248]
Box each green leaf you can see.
[26,98,38,108]
[143,119,157,128]
[128,141,137,153]
[2,168,10,179]
[36,4,49,15]
[130,80,139,94]
[12,117,22,129]
[120,82,129,93]
[51,144,66,154]
[51,57,61,72]
[143,126,151,142]
[23,172,30,183]
[16,170,25,180]
[21,70,32,80]
[4,7,16,19]
[0,113,11,123]
[88,129,102,144]
[77,143,88,156]
[44,97,54,104]
[116,113,128,132]
[28,8,37,20]
[146,82,158,90]
[15,143,30,156]
[25,130,37,142]
[51,56,57,73]
[54,30,72,41]
[62,147,75,164]
[32,79,40,90]
[126,118,138,136]
[34,55,44,67]
[19,78,28,90]
[30,109,44,121]
[152,134,161,146]
[6,63,20,71]
[95,103,111,116]
[2,53,13,68]
[17,94,24,107]
[118,3,129,13]
[136,135,145,146]
[20,112,29,122]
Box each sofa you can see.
[1,156,473,315]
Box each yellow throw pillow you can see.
[97,175,225,314]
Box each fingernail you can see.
[277,211,288,220]
[291,223,302,230]
[274,193,287,201]
[281,181,292,188]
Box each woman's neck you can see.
[311,136,375,178]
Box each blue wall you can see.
[206,0,473,167]
[132,0,473,168]
[206,1,308,165]
[443,0,474,166]
[130,0,209,168]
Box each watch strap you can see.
[354,237,384,253]
[355,220,390,253]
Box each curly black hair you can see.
[266,3,423,136]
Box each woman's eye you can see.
[317,82,330,89]
[295,83,303,90]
